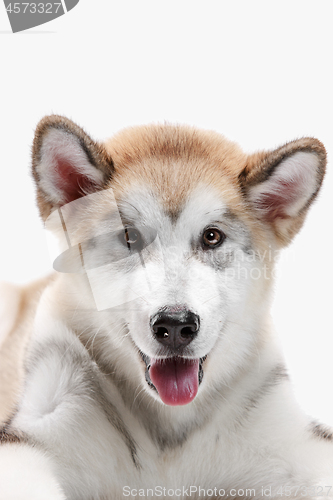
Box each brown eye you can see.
[202,228,226,248]
[120,227,143,250]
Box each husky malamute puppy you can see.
[0,116,332,500]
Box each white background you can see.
[0,1,332,425]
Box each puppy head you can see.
[32,116,326,406]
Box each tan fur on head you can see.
[104,123,248,221]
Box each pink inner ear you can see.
[251,151,320,224]
[255,179,302,221]
[55,157,99,204]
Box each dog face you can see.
[32,116,326,406]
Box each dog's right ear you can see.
[239,137,326,246]
[32,115,113,220]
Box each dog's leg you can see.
[0,282,21,349]
[0,443,66,500]
[0,282,24,425]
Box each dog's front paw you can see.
[0,444,66,500]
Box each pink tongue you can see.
[149,358,199,406]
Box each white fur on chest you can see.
[11,315,332,500]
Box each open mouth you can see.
[141,353,207,406]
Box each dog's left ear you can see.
[32,115,113,220]
[239,138,327,246]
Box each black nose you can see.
[151,308,200,351]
